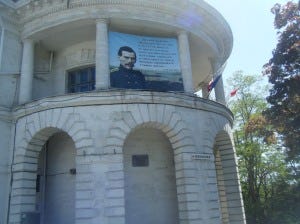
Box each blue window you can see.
[68,67,95,93]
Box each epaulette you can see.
[110,67,119,72]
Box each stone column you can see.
[210,58,226,104]
[177,31,194,93]
[202,82,210,99]
[95,19,109,89]
[19,39,34,104]
[215,75,226,104]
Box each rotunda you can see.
[0,0,246,223]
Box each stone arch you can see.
[103,104,196,155]
[203,115,246,224]
[102,104,197,223]
[202,114,231,151]
[8,108,93,224]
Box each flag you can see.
[207,74,222,92]
[230,89,238,97]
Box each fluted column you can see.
[95,19,109,89]
[19,39,34,104]
[210,58,226,104]
[177,31,194,93]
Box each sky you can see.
[205,0,290,92]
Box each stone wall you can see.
[6,92,245,224]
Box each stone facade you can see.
[0,0,246,223]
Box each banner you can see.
[109,32,183,91]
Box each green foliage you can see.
[265,180,300,224]
[227,2,300,222]
[245,114,276,144]
[237,143,288,224]
[228,71,299,223]
[263,1,300,163]
[228,71,268,128]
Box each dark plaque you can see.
[132,155,149,167]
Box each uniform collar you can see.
[119,65,134,73]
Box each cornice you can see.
[15,0,232,59]
[16,0,162,24]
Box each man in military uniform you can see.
[110,46,146,89]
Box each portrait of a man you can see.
[110,46,146,89]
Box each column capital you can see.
[176,29,189,37]
[95,18,109,24]
[21,38,35,44]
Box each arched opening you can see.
[123,127,179,224]
[214,131,245,224]
[36,132,76,224]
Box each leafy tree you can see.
[227,71,297,224]
[263,1,300,164]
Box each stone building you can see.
[0,0,246,223]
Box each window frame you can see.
[66,65,96,93]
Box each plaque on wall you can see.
[132,155,149,167]
[191,153,212,160]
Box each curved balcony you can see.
[13,90,233,122]
[0,0,232,106]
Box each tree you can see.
[263,1,300,164]
[227,71,298,224]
